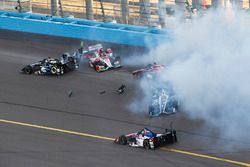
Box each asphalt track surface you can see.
[0,29,249,167]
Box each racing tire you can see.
[118,135,127,145]
[153,138,160,148]
[67,57,74,63]
[113,56,120,62]
[159,136,167,146]
[143,139,151,150]
[134,72,143,79]
[56,67,63,75]
[173,107,176,113]
[149,111,153,118]
[170,134,177,143]
[128,137,136,144]
[89,61,94,68]
[34,70,41,75]
[92,62,99,72]
[51,66,57,74]
[174,135,178,143]
[172,130,177,143]
[95,65,100,72]
[23,66,33,74]
[167,130,177,143]
[60,68,64,75]
[148,106,155,118]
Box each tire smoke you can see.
[130,8,250,143]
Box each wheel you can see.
[60,68,64,75]
[94,65,102,72]
[92,62,99,72]
[143,139,150,150]
[128,137,136,144]
[148,106,155,117]
[154,139,160,148]
[136,73,143,79]
[34,70,41,75]
[173,130,177,142]
[67,57,74,63]
[170,134,177,143]
[174,135,178,142]
[168,130,177,143]
[118,135,127,145]
[23,66,33,74]
[159,136,167,146]
[89,61,93,67]
[55,67,63,75]
[51,66,57,74]
[173,107,176,113]
[149,111,153,118]
[113,56,120,62]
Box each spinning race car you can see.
[132,63,165,79]
[84,44,121,72]
[114,128,177,149]
[149,87,179,117]
[21,49,81,75]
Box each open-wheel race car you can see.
[21,48,81,75]
[132,63,165,79]
[149,87,179,117]
[83,44,121,72]
[114,128,177,149]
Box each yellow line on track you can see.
[0,118,249,167]
[0,119,114,141]
[161,148,250,167]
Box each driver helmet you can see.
[45,57,50,63]
[146,64,153,69]
[106,48,112,53]
[62,53,67,59]
[99,48,104,53]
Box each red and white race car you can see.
[132,63,165,79]
[84,44,121,72]
[114,128,177,149]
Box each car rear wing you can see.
[88,44,103,51]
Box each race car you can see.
[114,128,177,149]
[132,63,165,79]
[83,44,121,72]
[149,87,179,117]
[21,48,81,75]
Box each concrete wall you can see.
[0,10,171,47]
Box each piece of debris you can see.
[99,90,106,94]
[117,84,126,94]
[68,90,73,97]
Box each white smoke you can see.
[130,8,250,142]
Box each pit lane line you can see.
[0,119,249,167]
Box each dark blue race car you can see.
[21,48,82,75]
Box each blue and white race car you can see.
[114,128,177,149]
